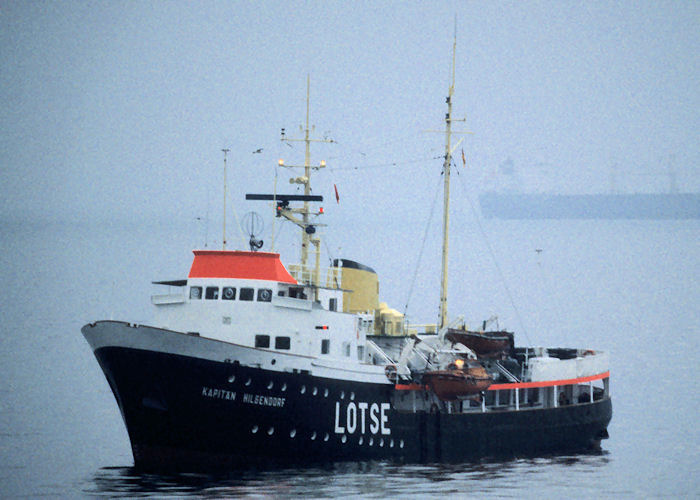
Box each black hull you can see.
[94,345,612,471]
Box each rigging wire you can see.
[403,173,444,319]
[326,133,426,161]
[322,236,343,290]
[328,155,442,172]
[454,170,533,346]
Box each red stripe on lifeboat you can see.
[188,250,297,283]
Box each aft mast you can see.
[439,36,457,330]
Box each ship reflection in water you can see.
[87,455,612,497]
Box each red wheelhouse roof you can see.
[188,250,297,284]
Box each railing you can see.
[151,294,185,305]
[394,370,610,414]
[287,264,341,289]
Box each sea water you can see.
[0,218,697,498]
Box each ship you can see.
[479,191,700,219]
[82,45,612,471]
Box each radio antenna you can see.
[221,148,230,249]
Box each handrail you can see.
[488,371,610,390]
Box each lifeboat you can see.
[422,359,493,401]
[446,328,515,358]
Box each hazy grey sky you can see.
[1,1,698,228]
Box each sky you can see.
[2,1,698,221]
[1,1,698,292]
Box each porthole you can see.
[245,378,251,386]
[267,427,274,435]
[369,437,374,446]
[267,381,274,390]
[312,387,318,396]
[228,375,235,383]
[341,435,347,443]
[350,392,355,400]
[340,391,345,399]
[271,359,276,365]
[324,433,329,442]
[400,440,404,449]
[290,429,296,438]
[323,388,329,397]
[251,425,258,434]
[358,436,364,445]
[380,438,384,447]
[300,385,306,394]
[281,382,287,392]
[311,431,317,440]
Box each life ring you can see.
[259,289,272,301]
[223,287,235,299]
[583,349,595,356]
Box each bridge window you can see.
[255,335,270,348]
[189,286,202,300]
[257,288,272,302]
[321,339,330,354]
[275,336,291,350]
[240,288,254,301]
[205,286,219,300]
[222,287,236,300]
[288,287,307,300]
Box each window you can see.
[288,287,307,300]
[343,342,351,357]
[240,288,254,301]
[205,286,219,300]
[321,339,330,354]
[222,287,236,300]
[357,345,365,361]
[275,336,291,350]
[255,335,270,348]
[329,298,337,311]
[189,286,202,300]
[257,288,272,302]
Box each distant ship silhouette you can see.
[480,158,700,219]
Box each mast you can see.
[251,76,332,296]
[301,75,313,268]
[439,37,457,330]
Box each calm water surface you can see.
[0,219,697,497]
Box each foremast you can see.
[252,76,332,298]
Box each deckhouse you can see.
[150,250,367,363]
